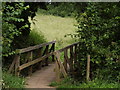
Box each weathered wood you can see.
[70,46,74,73]
[15,55,20,76]
[19,52,54,70]
[28,51,33,76]
[55,52,67,78]
[86,55,90,82]
[52,43,55,62]
[16,41,56,54]
[8,55,18,73]
[58,42,79,52]
[74,44,77,64]
[55,60,61,82]
[64,49,68,72]
[45,45,49,66]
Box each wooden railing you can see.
[54,42,80,82]
[8,41,56,76]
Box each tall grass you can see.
[28,30,46,45]
[2,72,25,88]
[30,13,77,50]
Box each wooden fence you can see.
[54,42,80,82]
[8,41,91,82]
[8,41,56,76]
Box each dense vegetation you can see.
[2,2,46,88]
[74,2,120,82]
[38,2,76,17]
[2,2,120,88]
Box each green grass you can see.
[2,72,25,88]
[30,13,77,50]
[50,77,120,89]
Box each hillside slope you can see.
[30,13,77,49]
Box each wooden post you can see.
[64,49,68,72]
[74,44,77,64]
[52,43,55,62]
[86,55,90,82]
[55,52,67,80]
[8,55,18,73]
[15,55,20,76]
[28,51,33,76]
[45,45,49,66]
[70,46,73,74]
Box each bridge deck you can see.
[25,63,56,89]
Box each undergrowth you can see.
[2,72,25,88]
[50,76,120,88]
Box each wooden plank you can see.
[58,42,80,52]
[55,60,61,82]
[15,55,20,76]
[8,55,18,73]
[86,55,90,82]
[28,51,33,76]
[19,52,54,70]
[55,52,67,78]
[16,41,56,54]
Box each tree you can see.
[75,2,120,81]
[2,2,46,60]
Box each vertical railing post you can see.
[15,54,20,76]
[45,45,49,66]
[70,46,73,74]
[74,44,77,64]
[52,43,55,62]
[86,54,90,82]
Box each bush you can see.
[74,2,120,81]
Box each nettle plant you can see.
[75,2,120,81]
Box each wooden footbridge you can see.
[8,41,90,88]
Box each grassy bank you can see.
[30,13,77,50]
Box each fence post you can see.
[52,43,55,62]
[70,46,73,74]
[45,45,49,66]
[15,55,20,76]
[86,54,90,82]
[74,44,77,65]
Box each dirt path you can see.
[25,63,56,89]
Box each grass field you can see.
[30,13,77,50]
